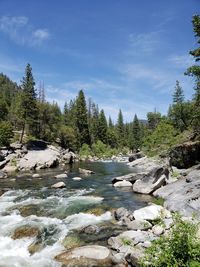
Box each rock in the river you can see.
[32,173,40,178]
[169,141,200,169]
[79,168,95,175]
[127,220,152,230]
[55,173,68,179]
[3,164,18,173]
[61,151,75,164]
[154,169,200,218]
[81,225,100,234]
[133,204,171,221]
[55,245,112,267]
[51,181,66,188]
[73,176,82,181]
[114,180,132,187]
[132,166,169,194]
[12,226,40,239]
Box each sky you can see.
[0,0,199,121]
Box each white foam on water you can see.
[0,187,110,267]
[64,211,112,230]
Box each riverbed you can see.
[0,161,153,267]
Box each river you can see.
[0,161,153,267]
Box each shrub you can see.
[141,214,200,267]
[79,143,93,158]
[0,121,13,147]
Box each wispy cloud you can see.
[0,16,50,46]
[128,30,162,54]
[168,54,194,68]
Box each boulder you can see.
[51,182,66,188]
[127,220,152,230]
[0,159,10,169]
[114,180,132,187]
[12,226,40,239]
[25,140,48,150]
[18,146,60,171]
[3,164,18,173]
[125,248,144,267]
[62,152,75,164]
[55,173,68,179]
[32,173,40,178]
[133,205,171,221]
[79,168,95,175]
[152,225,164,236]
[0,152,5,162]
[169,141,200,169]
[128,152,145,162]
[55,245,112,267]
[112,173,143,184]
[132,167,169,194]
[73,176,82,181]
[154,169,200,218]
[0,170,7,179]
[10,142,23,150]
[114,207,130,221]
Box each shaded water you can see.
[0,161,153,267]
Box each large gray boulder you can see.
[114,180,132,187]
[55,245,112,267]
[154,169,200,218]
[17,146,60,171]
[132,166,169,194]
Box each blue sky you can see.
[0,0,199,121]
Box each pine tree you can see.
[19,63,38,142]
[117,109,125,147]
[75,90,91,147]
[131,114,142,151]
[108,116,113,128]
[98,109,108,143]
[90,102,99,143]
[173,80,184,104]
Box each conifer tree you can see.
[19,63,38,142]
[90,102,99,143]
[98,109,108,143]
[75,90,91,147]
[117,109,125,147]
[131,114,142,151]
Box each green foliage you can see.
[98,109,108,143]
[58,125,77,151]
[141,214,200,267]
[152,197,165,206]
[117,109,125,147]
[79,143,92,158]
[142,120,180,156]
[120,237,133,246]
[147,111,161,130]
[0,121,13,147]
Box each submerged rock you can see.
[55,245,112,267]
[12,226,40,239]
[62,233,84,250]
[79,168,95,175]
[32,173,40,178]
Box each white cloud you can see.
[33,29,50,41]
[0,16,50,46]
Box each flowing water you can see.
[0,161,153,267]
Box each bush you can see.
[141,214,200,267]
[79,143,93,158]
[58,125,77,151]
[0,121,13,147]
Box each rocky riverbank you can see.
[0,140,76,178]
